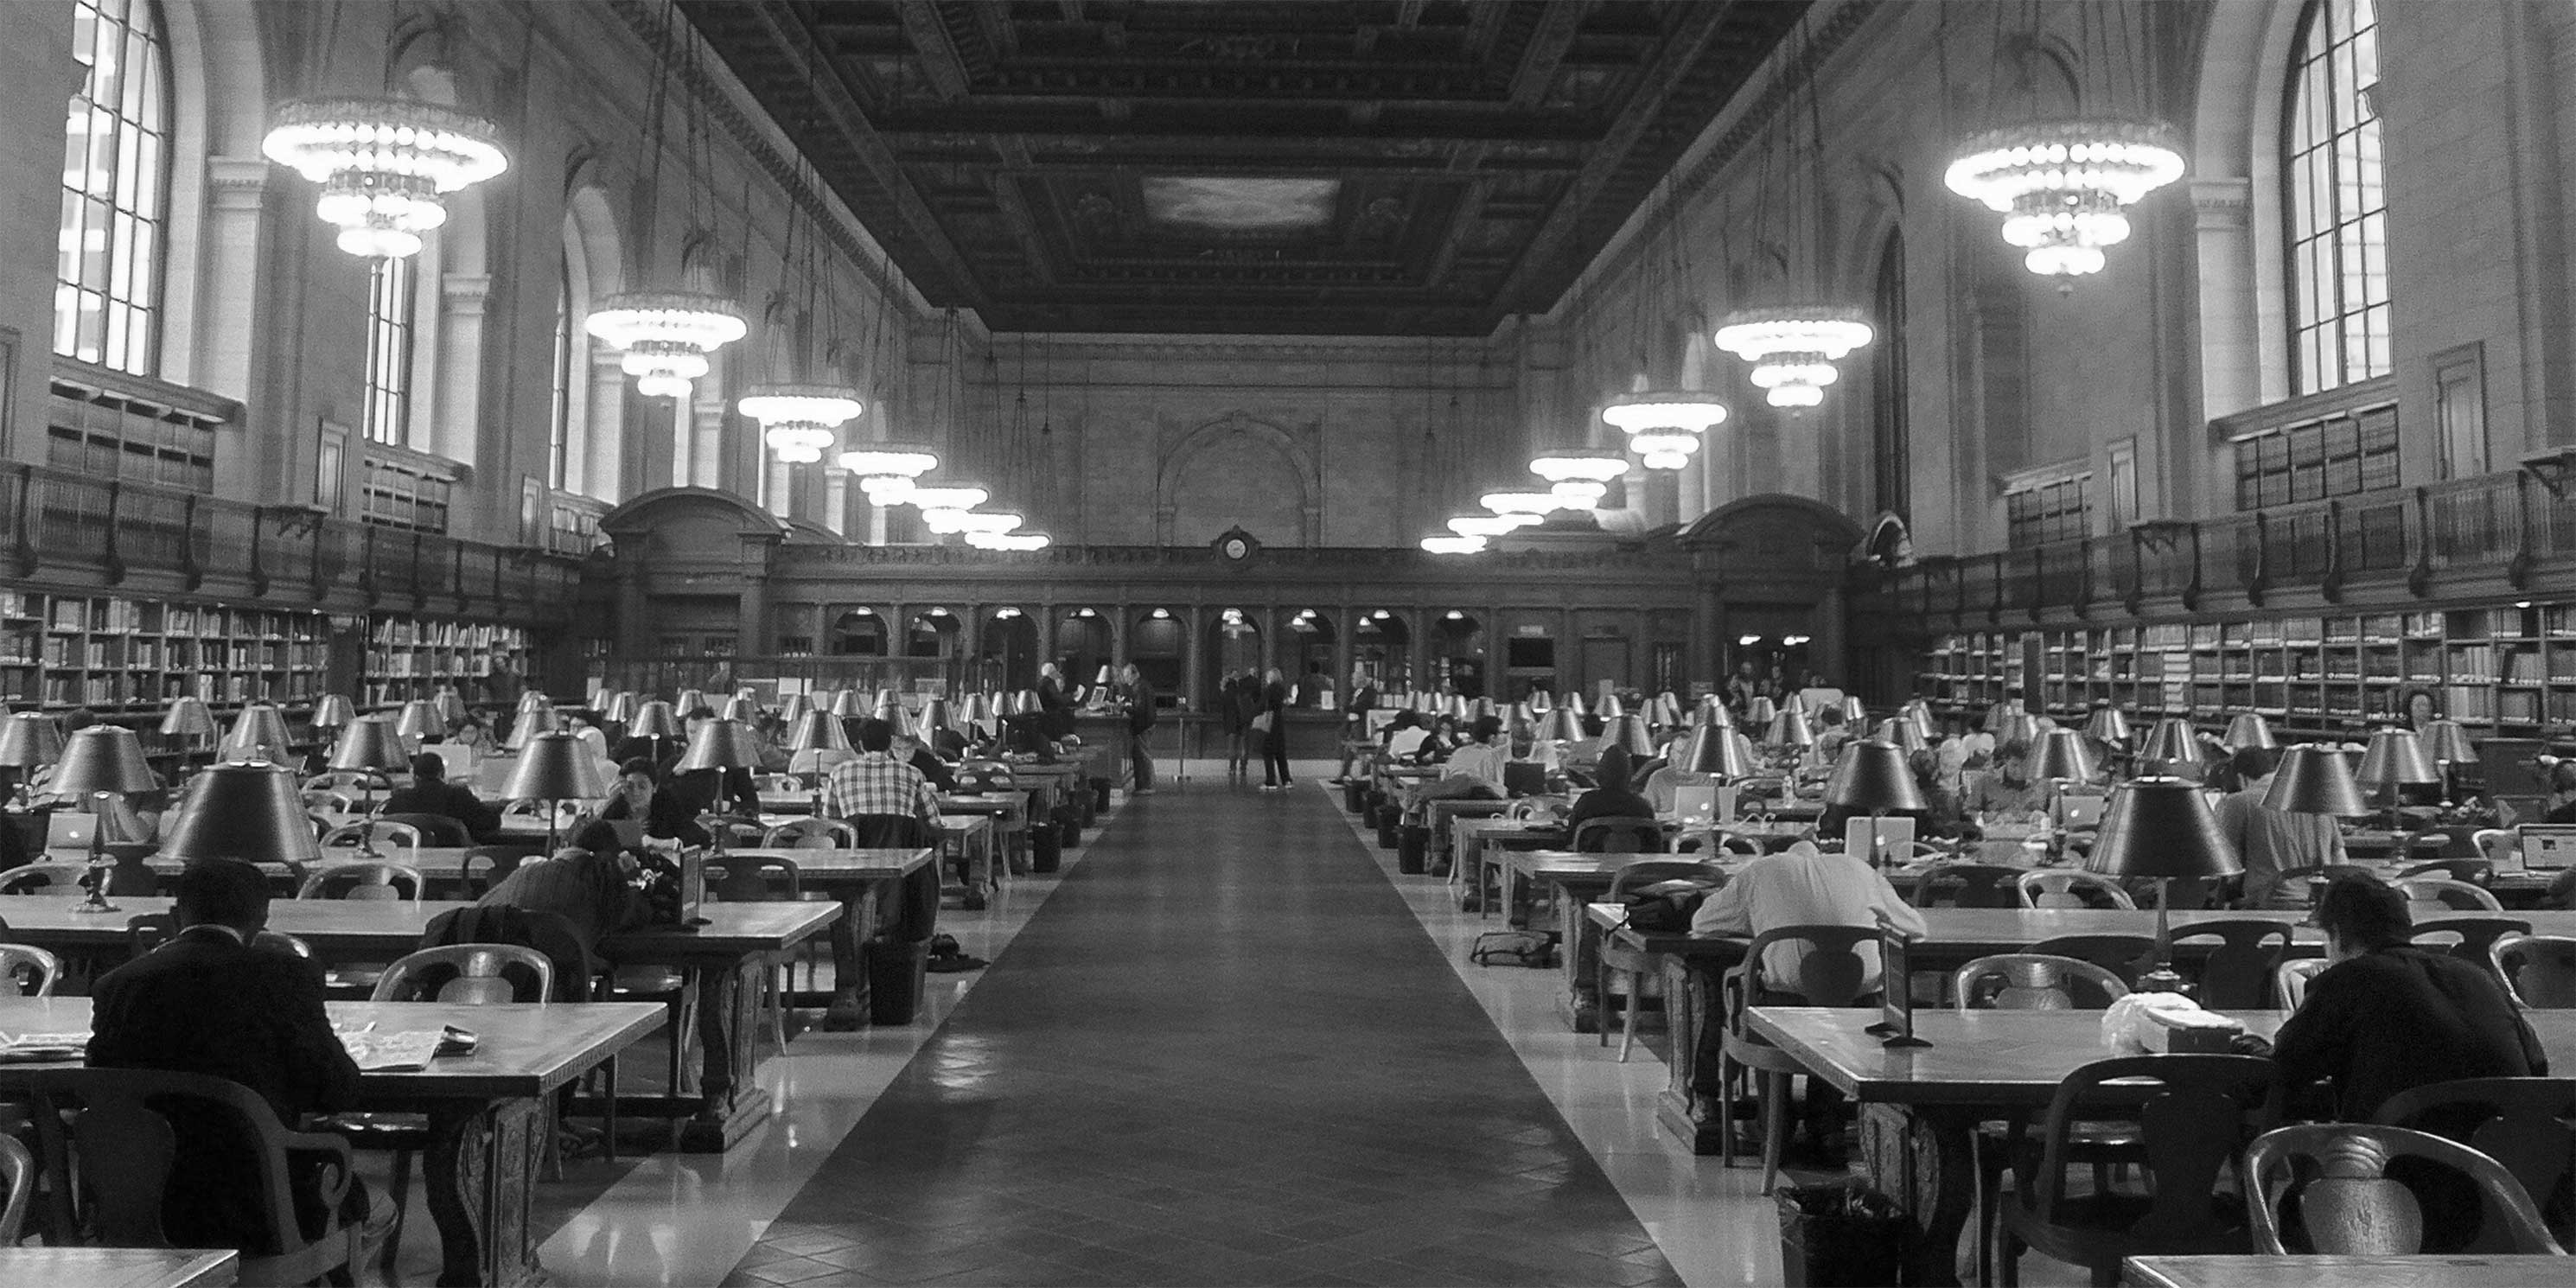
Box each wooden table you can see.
[1506,851,1704,1033]
[934,813,998,895]
[2121,1253,2574,1288]
[1745,1008,2576,1288]
[0,894,838,1154]
[0,997,665,1288]
[940,793,1026,877]
[0,1248,238,1287]
[720,846,938,1030]
[1455,816,1563,913]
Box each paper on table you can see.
[0,1031,90,1062]
[339,1030,444,1072]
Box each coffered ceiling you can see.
[681,1,1813,335]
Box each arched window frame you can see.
[361,255,418,446]
[56,0,173,375]
[1870,230,1910,521]
[2281,0,2389,395]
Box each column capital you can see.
[207,156,270,207]
[2190,177,2254,230]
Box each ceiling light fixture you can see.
[586,292,748,400]
[1482,490,1563,516]
[1420,534,1488,554]
[1946,119,2184,279]
[902,485,988,512]
[1447,514,1520,538]
[966,531,1051,551]
[1601,392,1727,470]
[1527,452,1627,507]
[952,511,1023,535]
[838,445,940,504]
[261,99,508,258]
[1714,307,1873,409]
[738,386,862,464]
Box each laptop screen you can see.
[1672,784,1718,826]
[46,811,97,850]
[2520,826,2576,871]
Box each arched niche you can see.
[1206,607,1263,708]
[1130,606,1187,699]
[1055,607,1113,691]
[907,608,961,661]
[1431,611,1486,698]
[981,607,1038,691]
[1354,609,1411,690]
[1285,609,1336,708]
[1155,411,1319,546]
[831,608,886,656]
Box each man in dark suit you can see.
[1120,663,1157,794]
[382,750,504,843]
[87,858,392,1257]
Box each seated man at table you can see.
[382,750,503,844]
[1690,838,1928,1151]
[469,821,650,992]
[1962,738,2047,822]
[1405,716,1508,813]
[826,717,941,840]
[1380,710,1431,763]
[1565,746,1658,835]
[2214,745,2347,906]
[2272,875,2545,1121]
[86,858,396,1259]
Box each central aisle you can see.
[728,785,1685,1287]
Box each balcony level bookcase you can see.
[0,589,327,717]
[1916,602,2576,743]
[362,614,527,710]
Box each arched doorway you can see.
[1354,609,1410,692]
[907,609,962,693]
[1431,611,1486,698]
[1057,608,1113,693]
[1286,609,1336,708]
[831,609,886,656]
[1206,607,1262,709]
[980,607,1037,692]
[1130,607,1186,705]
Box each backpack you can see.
[1470,929,1555,968]
[1617,879,1713,934]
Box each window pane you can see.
[2284,0,2390,393]
[54,0,168,376]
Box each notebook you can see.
[45,812,97,851]
[2519,824,2576,872]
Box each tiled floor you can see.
[723,775,1685,1288]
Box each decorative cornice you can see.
[774,542,1693,576]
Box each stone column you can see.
[587,351,629,501]
[196,158,270,493]
[434,275,493,468]
[736,539,771,659]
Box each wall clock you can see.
[1213,526,1259,565]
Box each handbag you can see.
[1249,711,1275,734]
[1618,879,1712,934]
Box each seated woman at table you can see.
[475,821,651,984]
[1565,746,1657,832]
[599,760,715,849]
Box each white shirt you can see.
[1690,842,1926,995]
[1441,741,1508,789]
[789,748,858,775]
[1385,728,1430,759]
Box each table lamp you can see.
[1763,705,1814,753]
[1872,717,1929,755]
[431,686,469,725]
[1695,695,1734,729]
[1598,714,1654,759]
[220,704,293,766]
[1983,698,2025,733]
[603,691,640,725]
[675,718,764,856]
[2027,728,2099,787]
[2418,718,2476,807]
[960,692,994,736]
[49,725,159,914]
[785,709,852,811]
[1528,690,1553,715]
[1823,739,1928,868]
[673,688,707,716]
[503,704,562,752]
[1744,696,1777,728]
[1840,696,1868,728]
[1014,689,1044,720]
[1993,709,2040,748]
[2083,705,2133,747]
[2082,775,2242,991]
[2223,712,2279,751]
[1559,692,1590,722]
[501,730,611,852]
[2138,717,2199,775]
[327,715,414,855]
[309,693,357,736]
[2265,743,2369,817]
[1686,723,1761,780]
[719,694,759,724]
[394,699,442,745]
[1534,707,1585,763]
[160,761,325,872]
[871,689,905,724]
[159,695,218,746]
[826,689,862,719]
[1901,698,1937,740]
[628,699,682,764]
[2355,726,2439,829]
[915,697,955,744]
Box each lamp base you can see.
[71,896,123,915]
[2135,965,2190,995]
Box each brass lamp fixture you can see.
[160,761,325,871]
[1598,714,1655,759]
[1900,698,1938,739]
[1823,739,1929,867]
[2026,729,2100,787]
[914,698,955,743]
[673,688,708,716]
[1744,697,1778,728]
[2418,718,2477,807]
[603,691,640,725]
[2082,776,2241,991]
[309,694,358,735]
[719,694,758,724]
[1873,717,1929,756]
[1695,695,1735,729]
[2138,717,2200,775]
[49,725,158,914]
[2082,705,2133,747]
[832,689,867,719]
[0,713,65,807]
[1534,707,1586,750]
[872,689,906,724]
[674,718,765,857]
[2263,745,2369,818]
[220,704,293,766]
[1764,705,1814,751]
[430,686,468,725]
[326,716,414,857]
[503,704,563,753]
[628,699,683,764]
[2355,727,2439,829]
[159,696,219,748]
[1840,696,1868,728]
[2223,712,2279,751]
[500,730,611,852]
[1686,724,1761,780]
[785,710,852,813]
[394,699,442,744]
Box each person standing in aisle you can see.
[1259,666,1294,790]
[1332,668,1379,785]
[1120,663,1156,795]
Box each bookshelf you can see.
[361,614,527,708]
[0,589,326,716]
[1916,601,2576,742]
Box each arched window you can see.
[549,245,575,489]
[1870,232,1909,520]
[56,0,170,374]
[362,256,416,445]
[2284,0,2388,394]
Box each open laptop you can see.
[46,811,98,851]
[1501,761,1547,798]
[2056,792,2107,831]
[1671,784,1719,829]
[2519,824,2576,872]
[1845,815,1916,867]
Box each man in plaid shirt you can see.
[824,717,941,833]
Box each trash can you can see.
[1374,806,1401,851]
[1398,824,1430,875]
[1775,1183,1907,1287]
[864,936,933,1025]
[1090,777,1113,812]
[1058,815,1081,848]
[1343,780,1368,813]
[1030,821,1062,874]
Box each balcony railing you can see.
[1859,469,2560,626]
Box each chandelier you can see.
[261,99,508,258]
[1714,307,1873,408]
[1482,489,1564,516]
[1601,392,1728,470]
[738,386,862,464]
[1419,534,1487,554]
[903,485,987,513]
[838,445,940,505]
[1527,452,1628,507]
[1447,514,1527,539]
[967,531,1051,551]
[1945,118,2184,278]
[585,292,748,399]
[953,511,1023,536]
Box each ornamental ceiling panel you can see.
[680,0,1813,335]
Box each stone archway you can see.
[1152,411,1321,546]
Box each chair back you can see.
[2373,1075,2576,1249]
[705,855,802,902]
[373,812,474,847]
[1736,923,1881,1008]
[0,943,62,997]
[2491,935,2576,1008]
[761,818,858,850]
[0,1132,29,1245]
[416,905,592,1002]
[2017,869,2137,909]
[2026,1055,2279,1244]
[845,813,934,849]
[1572,816,1667,854]
[2170,918,2297,1010]
[2272,864,2382,908]
[0,862,92,895]
[1916,862,2025,909]
[2409,916,2535,972]
[295,862,424,902]
[1952,953,2130,1011]
[2471,829,2518,867]
[122,914,311,961]
[253,930,313,959]
[1603,858,1728,902]
[302,771,387,794]
[2026,933,2161,987]
[2401,858,2496,887]
[2246,1123,2566,1255]
[457,846,526,896]
[2276,957,2330,1008]
[371,943,554,1004]
[2395,876,2504,915]
[318,819,422,855]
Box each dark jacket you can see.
[86,926,362,1252]
[2273,944,2547,1120]
[1565,784,1659,834]
[1262,679,1290,719]
[1125,679,1157,734]
[909,746,958,793]
[600,785,714,849]
[382,778,503,844]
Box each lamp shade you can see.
[309,694,358,730]
[2082,705,2133,744]
[1992,710,2040,747]
[1872,717,1929,755]
[2026,728,2099,782]
[2419,718,2476,765]
[831,689,866,718]
[430,687,468,724]
[603,691,640,724]
[502,705,562,751]
[49,725,158,796]
[1597,693,1627,720]
[1597,714,1654,757]
[2264,745,2369,816]
[1983,698,2024,731]
[2356,727,2439,794]
[2082,776,2241,879]
[1764,707,1814,749]
[2222,712,2279,751]
[1823,740,1929,813]
[628,700,682,740]
[2138,717,2198,766]
[326,716,412,774]
[1901,698,1937,738]
[1686,724,1762,778]
[394,699,443,742]
[500,731,612,801]
[1840,697,1868,727]
[515,690,553,718]
[159,697,218,739]
[961,692,993,725]
[1744,697,1777,727]
[1528,690,1553,714]
[785,710,852,755]
[674,688,708,715]
[220,704,292,764]
[0,713,64,768]
[719,695,758,724]
[673,718,764,773]
[913,698,954,741]
[1560,692,1589,720]
[1534,708,1586,743]
[159,762,323,866]
[1695,695,1734,729]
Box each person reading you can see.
[382,751,503,844]
[1565,745,1656,833]
[2214,745,2348,906]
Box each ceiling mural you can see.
[680,0,1814,335]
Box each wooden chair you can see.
[2471,829,2518,868]
[1953,953,2133,1284]
[457,846,527,897]
[0,862,91,896]
[1571,816,1666,854]
[122,913,309,961]
[2276,958,2330,1008]
[2026,934,2161,988]
[0,943,61,997]
[2410,917,2535,973]
[296,862,425,902]
[59,1067,367,1285]
[1916,863,2026,909]
[318,819,423,858]
[1718,923,1881,1194]
[2168,919,2297,1010]
[2245,1123,2566,1255]
[762,818,858,850]
[2268,864,2383,909]
[1595,859,1729,1062]
[2373,1077,2576,1249]
[2401,858,2497,887]
[2491,934,2576,1009]
[373,811,475,848]
[1996,1054,2280,1285]
[302,770,389,794]
[2017,870,2137,910]
[704,855,805,1049]
[0,1132,29,1245]
[2396,876,2505,915]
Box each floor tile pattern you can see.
[729,786,1686,1287]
